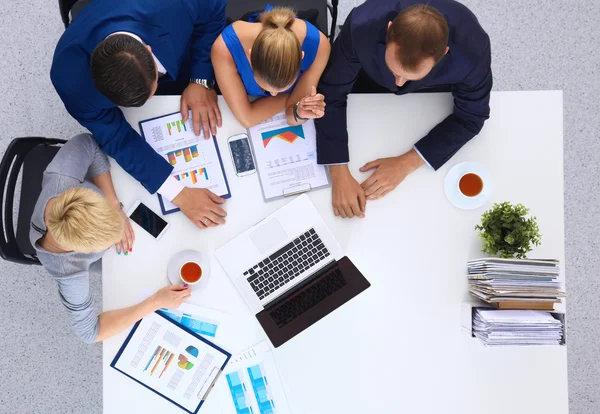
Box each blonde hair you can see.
[46,188,123,253]
[251,7,302,89]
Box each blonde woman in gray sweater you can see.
[30,134,190,343]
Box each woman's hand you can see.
[115,207,135,255]
[151,284,191,309]
[296,86,326,119]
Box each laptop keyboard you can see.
[269,269,347,327]
[244,228,330,301]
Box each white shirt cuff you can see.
[157,175,185,202]
[413,146,432,169]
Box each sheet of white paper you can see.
[248,111,329,200]
[213,341,292,414]
[158,303,228,338]
[477,309,559,323]
[140,110,229,212]
[112,312,229,413]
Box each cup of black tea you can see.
[458,172,484,197]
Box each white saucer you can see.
[444,161,493,210]
[167,250,210,291]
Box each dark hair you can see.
[90,35,157,107]
[386,4,449,71]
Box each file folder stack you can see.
[472,308,563,346]
[467,258,564,310]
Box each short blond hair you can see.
[251,7,302,89]
[46,188,123,253]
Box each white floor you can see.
[0,1,598,413]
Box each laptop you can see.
[215,194,370,347]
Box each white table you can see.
[103,91,567,414]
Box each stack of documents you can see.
[473,308,563,346]
[467,258,565,310]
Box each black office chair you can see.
[226,0,339,43]
[60,0,339,41]
[58,0,79,28]
[0,138,66,265]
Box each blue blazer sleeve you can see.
[315,11,362,165]
[51,79,173,194]
[185,0,226,80]
[414,41,492,170]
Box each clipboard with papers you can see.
[110,311,231,414]
[139,111,231,215]
[247,111,330,201]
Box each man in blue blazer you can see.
[315,0,492,219]
[51,0,228,229]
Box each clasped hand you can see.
[296,86,326,119]
[331,150,424,219]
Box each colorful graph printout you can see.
[167,145,199,165]
[220,341,291,414]
[166,120,188,135]
[261,125,305,148]
[173,168,209,184]
[248,364,275,414]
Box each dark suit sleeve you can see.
[414,41,493,170]
[186,0,226,80]
[51,83,172,194]
[315,11,362,165]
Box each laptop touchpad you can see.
[250,219,288,254]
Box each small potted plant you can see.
[475,202,541,259]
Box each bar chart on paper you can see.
[167,145,199,165]
[173,167,210,185]
[226,364,276,414]
[140,110,231,213]
[143,346,175,379]
[219,341,291,414]
[166,119,189,135]
[160,306,219,338]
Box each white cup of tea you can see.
[458,172,484,198]
[179,261,203,285]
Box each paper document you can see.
[111,312,230,413]
[140,110,231,214]
[159,303,229,339]
[248,111,329,200]
[215,341,292,414]
[472,308,563,346]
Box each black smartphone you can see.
[126,201,170,239]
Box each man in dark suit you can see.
[51,0,227,229]
[315,0,492,218]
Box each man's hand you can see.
[171,187,227,229]
[330,164,366,219]
[359,149,425,200]
[181,84,222,139]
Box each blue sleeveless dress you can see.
[221,8,321,97]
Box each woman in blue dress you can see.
[211,6,330,127]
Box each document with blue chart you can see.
[248,111,329,200]
[111,311,231,413]
[159,302,240,351]
[214,340,292,414]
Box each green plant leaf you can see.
[476,202,542,259]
